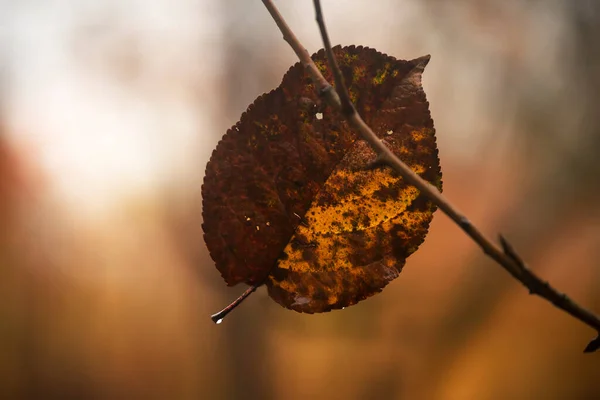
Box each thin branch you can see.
[260,0,600,352]
[261,0,338,107]
[314,2,354,115]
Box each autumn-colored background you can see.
[1,1,599,399]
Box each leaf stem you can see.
[259,0,600,352]
[211,284,260,324]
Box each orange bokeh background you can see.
[1,1,599,398]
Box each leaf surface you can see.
[202,45,441,313]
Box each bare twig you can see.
[259,0,600,352]
[314,3,354,115]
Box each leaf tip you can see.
[583,335,600,353]
[412,54,431,69]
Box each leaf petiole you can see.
[211,284,260,324]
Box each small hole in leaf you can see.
[386,130,393,135]
[316,112,323,120]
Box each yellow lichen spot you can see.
[433,175,443,191]
[267,199,277,208]
[278,245,310,271]
[373,63,391,85]
[348,88,359,104]
[343,52,359,64]
[353,65,366,83]
[411,129,429,142]
[314,59,327,74]
[272,278,296,293]
[411,164,426,175]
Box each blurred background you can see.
[1,0,599,398]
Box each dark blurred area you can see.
[1,1,599,399]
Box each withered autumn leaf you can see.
[202,45,442,314]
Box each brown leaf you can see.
[202,45,442,313]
